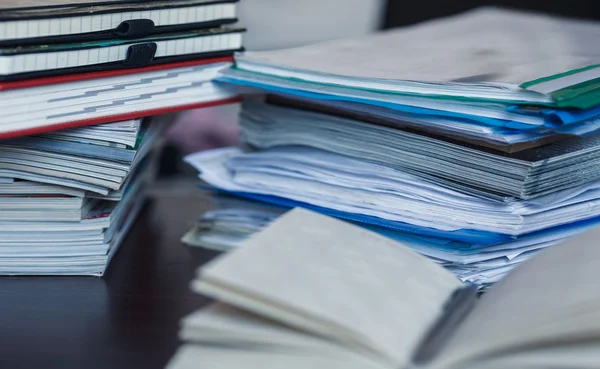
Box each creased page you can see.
[181,303,391,368]
[429,225,600,369]
[194,208,462,368]
[167,344,389,369]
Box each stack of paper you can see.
[183,7,600,287]
[238,98,600,200]
[0,118,160,275]
[222,7,600,110]
[0,0,246,275]
[182,195,285,251]
[0,0,245,139]
[182,193,599,286]
[266,95,600,153]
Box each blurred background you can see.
[161,0,600,176]
[384,0,600,27]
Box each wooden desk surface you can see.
[0,187,219,369]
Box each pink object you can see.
[165,105,241,154]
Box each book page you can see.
[461,343,600,369]
[181,303,390,367]
[167,344,388,369]
[194,208,462,368]
[430,225,600,369]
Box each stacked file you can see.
[0,119,159,275]
[184,7,600,287]
[182,193,599,286]
[0,0,245,275]
[0,0,244,138]
[182,195,285,251]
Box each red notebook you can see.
[0,57,233,91]
[0,57,240,139]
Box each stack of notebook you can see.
[0,0,245,275]
[183,7,600,287]
[0,0,244,138]
[0,118,160,275]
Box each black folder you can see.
[0,0,239,46]
[0,26,244,81]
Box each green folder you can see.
[521,64,600,109]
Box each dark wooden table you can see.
[0,186,219,369]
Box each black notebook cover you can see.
[0,0,239,46]
[0,27,244,81]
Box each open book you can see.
[167,208,600,369]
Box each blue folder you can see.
[217,77,600,130]
[207,187,600,248]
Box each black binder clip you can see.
[114,19,156,38]
[123,42,158,67]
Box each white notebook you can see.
[0,0,239,45]
[0,61,236,138]
[0,28,243,78]
[169,208,600,369]
[0,190,146,276]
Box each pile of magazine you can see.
[0,119,161,275]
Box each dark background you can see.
[383,0,600,28]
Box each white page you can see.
[186,147,600,235]
[167,344,388,369]
[181,303,380,360]
[230,69,548,124]
[431,225,600,369]
[194,208,462,368]
[237,7,600,85]
[307,98,600,146]
[461,342,600,369]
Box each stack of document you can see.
[238,98,600,200]
[0,0,247,275]
[0,119,160,275]
[184,7,600,286]
[182,195,284,251]
[182,193,599,286]
[222,7,600,111]
[0,0,244,139]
